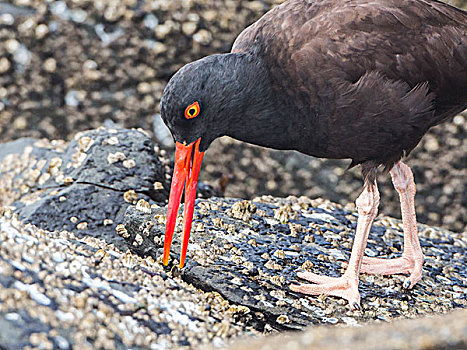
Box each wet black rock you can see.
[123,196,467,332]
[0,127,170,248]
[0,127,220,248]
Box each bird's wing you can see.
[232,0,466,167]
[233,0,466,118]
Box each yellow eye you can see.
[185,101,200,119]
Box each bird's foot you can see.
[344,254,423,289]
[290,271,361,310]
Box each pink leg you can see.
[358,162,424,288]
[291,180,380,309]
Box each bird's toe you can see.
[296,270,338,285]
[289,274,361,310]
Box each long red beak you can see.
[163,138,204,268]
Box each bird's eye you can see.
[184,101,200,119]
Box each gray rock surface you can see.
[123,196,466,331]
[0,127,170,248]
[0,192,465,349]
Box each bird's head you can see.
[159,54,236,268]
[160,53,275,268]
[161,54,236,152]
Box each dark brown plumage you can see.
[160,0,467,308]
[231,0,466,179]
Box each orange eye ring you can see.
[185,101,200,119]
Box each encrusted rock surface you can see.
[0,127,220,249]
[0,176,465,348]
[124,196,466,331]
[0,127,170,248]
[0,209,255,349]
[1,194,465,349]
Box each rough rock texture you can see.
[123,196,466,331]
[1,161,466,350]
[0,127,170,248]
[219,309,467,350]
[0,209,255,349]
[1,194,465,349]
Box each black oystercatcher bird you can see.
[160,0,467,309]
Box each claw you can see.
[403,278,412,289]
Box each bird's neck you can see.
[220,53,293,150]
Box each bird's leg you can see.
[357,162,424,288]
[291,180,379,309]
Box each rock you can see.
[0,188,465,349]
[0,2,36,17]
[0,210,251,349]
[0,127,220,248]
[152,113,174,149]
[0,127,170,248]
[0,57,10,73]
[221,308,467,350]
[123,196,467,331]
